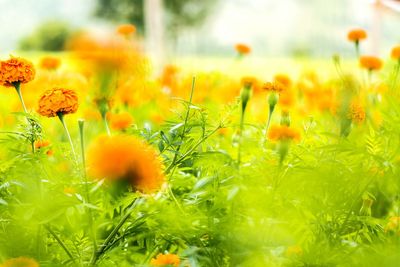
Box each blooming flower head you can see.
[0,57,35,87]
[274,73,292,89]
[39,56,61,70]
[235,43,251,55]
[37,88,79,117]
[348,102,365,124]
[359,56,383,71]
[268,125,300,142]
[117,24,136,36]
[391,45,400,60]
[385,216,400,233]
[1,256,39,267]
[109,112,134,130]
[150,253,180,267]
[263,81,284,93]
[241,76,258,89]
[87,135,165,193]
[347,28,367,42]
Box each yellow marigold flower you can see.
[87,135,165,193]
[0,57,35,87]
[347,28,367,42]
[348,102,365,124]
[268,125,300,141]
[274,73,292,88]
[1,256,39,267]
[385,216,400,233]
[150,253,180,267]
[39,56,61,70]
[241,76,258,89]
[359,56,383,71]
[37,88,79,117]
[109,112,134,130]
[63,187,76,195]
[391,45,400,60]
[117,24,136,35]
[263,81,284,93]
[235,43,251,55]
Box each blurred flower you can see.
[385,216,400,234]
[347,28,367,42]
[116,24,136,36]
[37,88,79,117]
[391,45,400,60]
[150,253,180,267]
[263,81,284,93]
[87,135,165,193]
[34,140,50,149]
[235,43,251,56]
[63,187,76,195]
[274,73,292,89]
[109,112,134,130]
[0,56,35,87]
[241,76,258,90]
[1,256,39,267]
[39,56,61,70]
[348,102,365,124]
[359,56,383,71]
[268,125,300,142]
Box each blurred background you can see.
[0,0,399,59]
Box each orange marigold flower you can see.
[391,45,400,60]
[263,81,284,93]
[117,24,136,35]
[347,28,367,42]
[109,112,134,130]
[241,76,258,88]
[235,43,251,55]
[348,102,366,124]
[35,140,50,149]
[268,125,300,141]
[274,73,292,88]
[359,56,383,71]
[150,253,180,267]
[1,256,39,267]
[87,135,165,193]
[37,88,79,117]
[39,56,61,70]
[0,57,35,87]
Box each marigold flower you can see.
[268,125,300,142]
[348,102,365,124]
[150,253,180,267]
[359,56,383,71]
[274,73,292,88]
[37,88,79,117]
[263,81,284,93]
[0,57,35,87]
[39,56,61,70]
[385,216,400,233]
[241,76,258,88]
[109,112,134,130]
[117,24,136,36]
[1,256,39,267]
[35,140,50,149]
[391,45,400,60]
[235,43,251,55]
[347,28,367,42]
[87,135,165,193]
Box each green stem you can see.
[103,115,111,136]
[13,82,28,113]
[57,113,76,159]
[264,104,275,140]
[44,225,76,264]
[78,119,98,255]
[237,108,245,165]
[90,198,142,266]
[168,77,195,170]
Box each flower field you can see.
[1,19,400,267]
